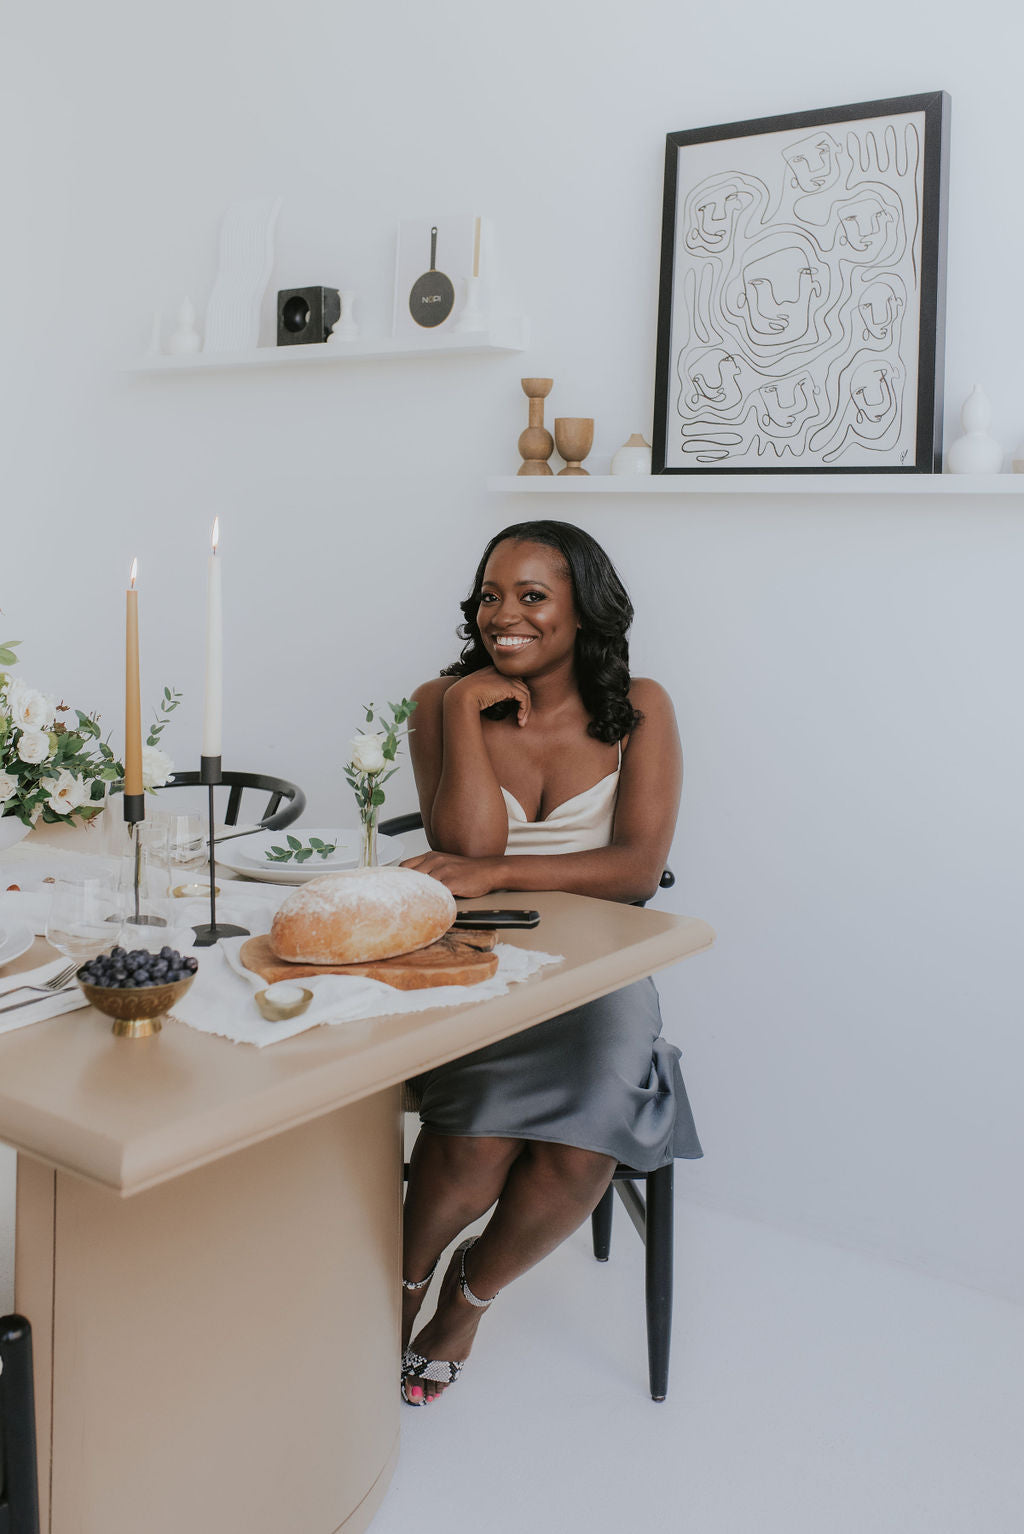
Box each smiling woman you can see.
[396,520,701,1406]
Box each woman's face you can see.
[476,539,580,679]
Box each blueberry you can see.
[184,957,199,973]
[111,946,126,961]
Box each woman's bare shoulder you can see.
[628,677,676,718]
[411,675,460,710]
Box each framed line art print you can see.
[652,92,950,474]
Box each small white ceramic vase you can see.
[329,291,360,342]
[610,433,652,476]
[947,384,1003,474]
[168,297,202,355]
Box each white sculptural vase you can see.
[947,384,1003,474]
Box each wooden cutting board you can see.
[239,928,499,991]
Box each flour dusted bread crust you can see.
[269,867,457,965]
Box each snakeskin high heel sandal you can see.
[400,1238,500,1406]
[401,1260,438,1297]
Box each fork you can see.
[0,961,79,1001]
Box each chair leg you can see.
[644,1164,674,1401]
[0,1314,41,1534]
[591,1183,614,1260]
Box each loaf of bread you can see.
[269,866,457,965]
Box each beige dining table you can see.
[0,853,713,1534]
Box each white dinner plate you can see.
[217,829,406,885]
[0,920,35,970]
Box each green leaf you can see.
[295,847,312,863]
[286,834,301,850]
[371,788,386,807]
[309,837,325,849]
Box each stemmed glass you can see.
[44,875,119,962]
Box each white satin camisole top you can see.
[501,743,621,856]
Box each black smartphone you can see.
[453,909,541,930]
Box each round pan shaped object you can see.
[409,225,454,328]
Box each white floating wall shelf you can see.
[127,322,527,374]
[486,474,1024,496]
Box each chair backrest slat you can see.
[163,772,306,833]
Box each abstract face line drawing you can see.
[654,92,949,472]
[785,131,843,192]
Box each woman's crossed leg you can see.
[402,1128,616,1402]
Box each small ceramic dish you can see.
[77,972,195,1038]
[254,984,314,1023]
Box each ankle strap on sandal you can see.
[459,1239,500,1308]
[402,1259,438,1292]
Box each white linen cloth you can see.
[0,955,90,1035]
[171,936,565,1047]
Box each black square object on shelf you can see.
[276,287,341,346]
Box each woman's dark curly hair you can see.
[442,520,642,744]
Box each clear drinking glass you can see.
[163,813,208,897]
[44,875,119,961]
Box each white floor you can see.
[2,1151,1022,1534]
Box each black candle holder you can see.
[192,755,250,947]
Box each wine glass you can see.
[44,875,119,962]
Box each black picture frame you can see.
[652,92,950,474]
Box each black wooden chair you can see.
[0,1315,41,1534]
[164,770,306,831]
[380,808,679,1401]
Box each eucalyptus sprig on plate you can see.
[265,834,339,865]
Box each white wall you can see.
[2,0,1023,1300]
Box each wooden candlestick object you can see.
[517,378,555,475]
[554,417,594,476]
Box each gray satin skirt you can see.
[413,978,702,1172]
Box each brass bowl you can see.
[77,972,196,1038]
[254,986,314,1022]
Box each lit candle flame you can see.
[129,558,138,589]
[211,517,220,554]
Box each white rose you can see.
[17,729,52,764]
[45,770,89,816]
[348,732,387,774]
[0,771,18,804]
[5,679,54,733]
[141,744,173,789]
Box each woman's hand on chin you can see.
[400,851,500,897]
[445,668,531,726]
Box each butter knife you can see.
[0,986,77,1016]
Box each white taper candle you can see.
[201,518,222,757]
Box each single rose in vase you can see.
[345,700,417,867]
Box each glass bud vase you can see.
[359,808,379,868]
[116,822,170,936]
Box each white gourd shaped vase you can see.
[168,297,202,355]
[610,433,652,476]
[947,384,1003,473]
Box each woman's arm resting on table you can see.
[408,673,530,856]
[404,679,682,904]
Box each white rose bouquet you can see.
[0,638,181,831]
[345,698,416,866]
